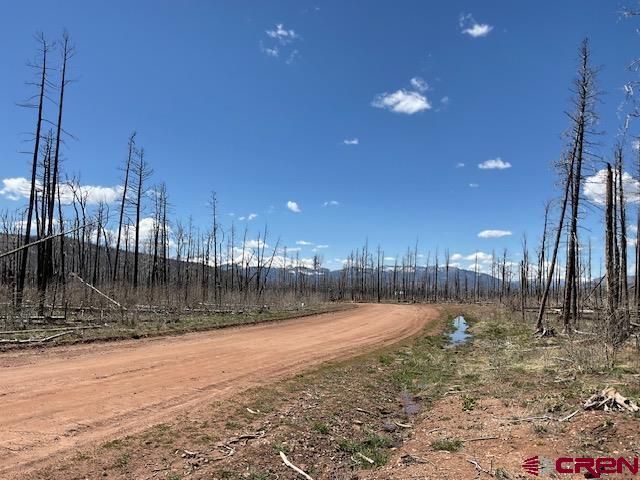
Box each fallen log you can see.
[69,272,127,311]
[584,387,639,413]
[0,330,73,344]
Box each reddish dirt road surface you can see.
[0,303,438,477]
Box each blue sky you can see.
[1,1,639,271]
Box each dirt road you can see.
[0,303,438,477]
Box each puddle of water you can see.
[449,315,471,345]
[400,388,420,416]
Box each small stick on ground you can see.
[467,458,494,476]
[560,409,581,422]
[279,451,313,480]
[355,451,375,464]
[463,435,499,442]
[394,420,413,428]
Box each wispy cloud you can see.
[296,240,313,245]
[244,239,268,249]
[262,46,279,57]
[409,76,429,92]
[266,24,298,44]
[478,229,512,238]
[469,183,479,188]
[238,213,258,221]
[262,23,300,62]
[455,162,465,168]
[478,158,511,170]
[343,138,359,145]
[452,251,493,263]
[287,200,301,213]
[322,200,339,207]
[459,13,493,38]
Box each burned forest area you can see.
[2,5,640,480]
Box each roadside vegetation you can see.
[0,303,351,348]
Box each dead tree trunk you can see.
[113,132,136,282]
[16,34,50,309]
[616,146,630,326]
[536,153,575,331]
[605,163,617,316]
[562,39,595,332]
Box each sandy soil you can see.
[0,303,435,478]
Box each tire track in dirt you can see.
[0,303,439,477]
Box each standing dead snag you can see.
[537,39,597,332]
[15,34,50,309]
[44,32,73,294]
[615,146,630,326]
[562,39,597,332]
[132,147,152,289]
[536,153,575,332]
[606,164,617,317]
[113,132,136,282]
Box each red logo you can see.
[523,456,640,478]
[522,456,540,476]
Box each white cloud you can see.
[343,138,359,145]
[478,158,511,170]
[266,24,298,44]
[372,89,431,114]
[238,213,258,221]
[452,251,493,264]
[262,23,299,62]
[286,49,300,64]
[409,76,429,92]
[323,200,339,207]
[315,244,329,249]
[478,229,512,238]
[584,168,640,205]
[0,177,31,200]
[441,96,450,105]
[263,46,279,57]
[459,13,493,38]
[296,240,313,245]
[287,200,301,213]
[0,177,123,205]
[463,23,493,37]
[244,239,268,249]
[455,162,465,168]
[469,183,479,188]
[106,217,169,247]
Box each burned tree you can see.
[15,34,51,309]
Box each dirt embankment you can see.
[0,303,437,478]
